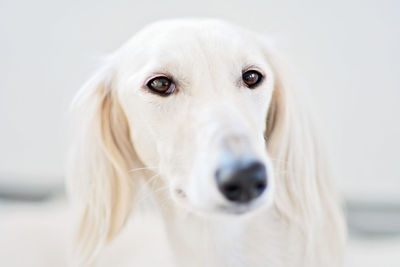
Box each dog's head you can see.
[69,18,344,265]
[118,20,276,215]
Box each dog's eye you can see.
[242,70,263,88]
[147,76,175,96]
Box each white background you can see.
[0,0,399,201]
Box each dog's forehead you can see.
[134,19,250,50]
[122,19,264,70]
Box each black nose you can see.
[215,160,267,203]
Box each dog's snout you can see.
[216,160,267,203]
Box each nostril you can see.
[255,181,266,193]
[224,184,240,194]
[222,184,241,200]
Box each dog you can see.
[68,18,346,267]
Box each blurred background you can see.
[0,0,399,266]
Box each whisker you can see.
[128,166,159,173]
[134,173,173,205]
[133,173,161,202]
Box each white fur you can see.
[68,18,346,267]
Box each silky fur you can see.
[68,18,346,267]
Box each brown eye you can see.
[242,70,263,88]
[147,76,175,96]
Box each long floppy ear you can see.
[264,45,346,265]
[68,65,142,266]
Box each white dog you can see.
[68,18,346,267]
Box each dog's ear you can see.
[68,65,141,265]
[263,43,346,264]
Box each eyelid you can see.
[242,66,265,77]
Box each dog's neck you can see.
[160,204,247,267]
[147,181,284,267]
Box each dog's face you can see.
[114,20,275,215]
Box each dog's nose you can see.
[216,160,267,203]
